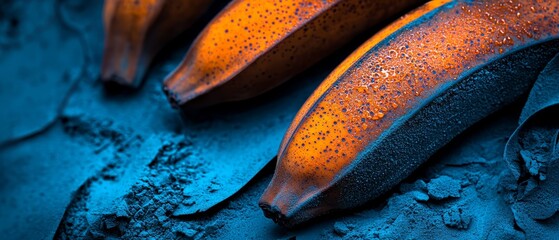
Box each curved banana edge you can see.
[162,0,424,109]
[260,0,559,227]
[505,53,559,181]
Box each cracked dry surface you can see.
[0,0,86,145]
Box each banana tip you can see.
[259,202,293,227]
[259,178,328,227]
[162,85,182,109]
[101,73,139,89]
[101,74,143,91]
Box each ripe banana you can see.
[163,0,424,108]
[101,0,212,87]
[260,0,559,227]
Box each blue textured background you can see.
[1,0,558,239]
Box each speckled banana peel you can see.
[162,0,424,109]
[259,0,559,227]
[101,0,212,87]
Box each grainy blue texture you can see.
[1,0,559,239]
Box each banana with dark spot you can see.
[163,0,424,108]
[259,0,559,227]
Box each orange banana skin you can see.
[260,0,559,226]
[101,0,212,87]
[163,0,424,108]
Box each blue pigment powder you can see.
[1,0,559,239]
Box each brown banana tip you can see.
[162,85,182,109]
[259,202,291,227]
[101,76,143,94]
[101,73,137,88]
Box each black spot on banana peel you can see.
[101,0,212,87]
[259,0,559,227]
[162,0,425,109]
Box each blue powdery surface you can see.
[1,0,559,239]
[54,105,558,239]
[427,175,461,200]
